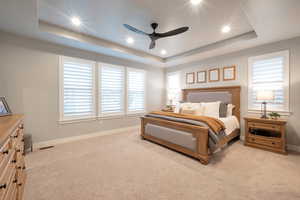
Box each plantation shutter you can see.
[248,50,289,112]
[61,57,95,120]
[167,72,181,105]
[99,64,125,116]
[127,68,146,113]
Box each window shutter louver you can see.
[248,51,289,112]
[127,69,146,113]
[61,57,96,120]
[99,64,125,116]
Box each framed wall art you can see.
[0,97,12,117]
[197,71,206,83]
[186,72,195,84]
[208,68,220,82]
[223,65,236,81]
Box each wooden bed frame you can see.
[141,86,241,165]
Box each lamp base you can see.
[261,102,268,119]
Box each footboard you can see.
[141,116,210,164]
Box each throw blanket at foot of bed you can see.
[148,111,225,133]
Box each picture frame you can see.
[186,72,195,84]
[208,68,220,82]
[0,97,12,117]
[223,65,236,81]
[197,71,207,83]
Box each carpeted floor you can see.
[24,130,300,200]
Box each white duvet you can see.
[219,116,240,136]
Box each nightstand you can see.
[244,117,287,154]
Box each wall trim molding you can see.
[33,125,140,150]
[287,144,300,152]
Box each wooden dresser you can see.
[244,117,287,154]
[0,115,26,200]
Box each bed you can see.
[140,86,241,164]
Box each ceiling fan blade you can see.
[149,40,156,49]
[123,24,148,35]
[158,27,189,38]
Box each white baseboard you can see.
[33,125,140,150]
[287,144,300,152]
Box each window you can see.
[59,56,96,121]
[127,68,146,114]
[248,50,289,112]
[166,72,181,105]
[99,63,125,116]
[59,56,147,122]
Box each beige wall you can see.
[0,32,164,143]
[166,36,300,147]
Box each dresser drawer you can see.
[247,136,282,148]
[0,138,11,173]
[248,122,281,132]
[0,152,16,200]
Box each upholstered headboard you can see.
[182,86,241,121]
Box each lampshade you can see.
[256,90,275,101]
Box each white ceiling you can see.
[38,0,253,57]
[0,0,300,67]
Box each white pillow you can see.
[202,101,221,118]
[226,104,235,117]
[178,102,204,115]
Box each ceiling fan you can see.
[123,23,189,49]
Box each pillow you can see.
[226,104,235,117]
[180,103,204,115]
[202,101,221,118]
[219,102,228,118]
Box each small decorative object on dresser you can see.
[0,97,12,117]
[244,117,287,154]
[0,114,26,200]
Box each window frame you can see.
[248,50,290,113]
[98,62,126,118]
[59,56,97,122]
[126,67,147,115]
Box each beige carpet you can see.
[24,130,300,200]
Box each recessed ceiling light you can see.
[126,37,134,44]
[222,25,231,33]
[71,17,81,26]
[190,0,203,5]
[161,49,167,55]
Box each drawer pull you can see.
[17,166,22,169]
[2,150,9,154]
[272,142,275,145]
[22,166,26,170]
[0,184,6,189]
[18,183,22,186]
[11,160,17,163]
[13,179,17,183]
[16,149,21,152]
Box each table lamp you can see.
[256,90,275,119]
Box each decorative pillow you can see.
[226,104,235,117]
[202,101,221,118]
[219,102,228,118]
[180,103,204,115]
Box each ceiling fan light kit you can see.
[124,23,189,49]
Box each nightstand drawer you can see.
[248,122,281,132]
[247,136,282,148]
